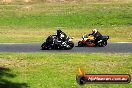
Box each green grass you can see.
[0,52,132,88]
[0,2,131,88]
[0,3,131,28]
[0,26,132,43]
[0,3,132,42]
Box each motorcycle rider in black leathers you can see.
[56,29,68,46]
[90,29,102,45]
[57,29,67,41]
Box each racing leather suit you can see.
[91,31,102,44]
[57,32,67,42]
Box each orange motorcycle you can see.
[78,34,109,47]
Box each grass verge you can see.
[0,26,132,43]
[0,52,132,88]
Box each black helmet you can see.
[57,29,62,34]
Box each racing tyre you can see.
[41,42,51,50]
[66,42,74,50]
[98,41,107,47]
[78,41,83,47]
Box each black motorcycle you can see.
[41,35,74,50]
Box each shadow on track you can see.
[0,67,28,88]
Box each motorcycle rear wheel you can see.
[41,42,52,50]
[98,41,107,47]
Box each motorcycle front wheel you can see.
[78,41,83,47]
[65,42,74,50]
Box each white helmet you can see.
[92,29,97,34]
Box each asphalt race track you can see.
[0,43,132,53]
